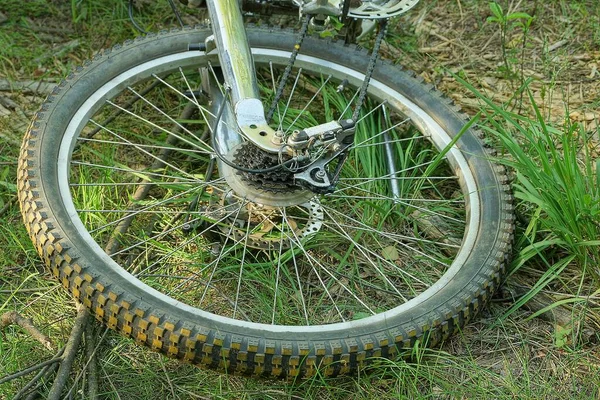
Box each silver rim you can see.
[56,44,481,334]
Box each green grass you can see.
[2,0,600,398]
[458,77,600,327]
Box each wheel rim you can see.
[57,45,481,333]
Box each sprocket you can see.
[233,142,300,194]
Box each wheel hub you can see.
[218,143,314,207]
[200,192,324,250]
[233,142,298,194]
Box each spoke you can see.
[178,67,201,108]
[89,119,202,183]
[381,104,401,201]
[233,208,253,319]
[275,204,460,250]
[324,210,408,301]
[320,216,461,249]
[72,182,200,187]
[271,219,285,325]
[283,74,332,135]
[103,101,210,157]
[350,118,411,149]
[78,191,229,217]
[166,232,246,298]
[335,182,465,204]
[340,175,457,182]
[152,73,215,118]
[332,159,441,194]
[278,68,302,132]
[320,207,427,290]
[354,100,387,126]
[71,161,201,183]
[153,70,237,136]
[335,173,415,192]
[205,62,238,135]
[181,66,228,136]
[319,203,454,268]
[126,86,212,152]
[329,184,465,224]
[207,63,225,96]
[108,213,203,257]
[338,87,361,121]
[281,208,345,322]
[269,61,282,127]
[353,134,427,150]
[173,208,276,309]
[132,206,241,277]
[88,185,203,233]
[282,209,376,318]
[77,136,208,154]
[83,80,163,140]
[79,208,191,214]
[198,198,248,306]
[288,235,310,325]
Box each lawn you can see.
[1,0,599,398]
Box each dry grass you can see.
[1,0,600,398]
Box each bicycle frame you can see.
[206,0,285,154]
[204,0,355,154]
[203,0,422,195]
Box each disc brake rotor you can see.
[347,0,421,19]
[201,192,324,250]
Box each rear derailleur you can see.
[285,118,355,194]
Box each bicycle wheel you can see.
[18,27,513,377]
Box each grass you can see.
[477,83,600,271]
[1,0,600,398]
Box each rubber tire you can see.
[18,26,514,378]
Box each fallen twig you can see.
[0,79,57,95]
[1,311,54,351]
[84,321,99,399]
[12,356,61,400]
[33,39,81,64]
[0,357,62,385]
[47,302,89,400]
[547,39,568,52]
[63,325,110,399]
[0,195,18,217]
[0,285,60,294]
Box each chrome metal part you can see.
[206,0,280,153]
[381,105,401,202]
[235,99,280,153]
[206,0,258,104]
[288,121,343,149]
[204,35,216,53]
[220,144,314,206]
[294,158,332,189]
[209,199,324,250]
[204,69,243,167]
[207,72,312,205]
[347,0,421,19]
[298,0,341,16]
[293,0,421,19]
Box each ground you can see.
[1,0,599,399]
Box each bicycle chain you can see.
[265,14,311,123]
[233,142,299,193]
[352,18,388,122]
[265,11,388,124]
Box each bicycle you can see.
[17,0,514,378]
